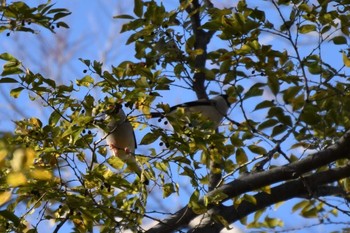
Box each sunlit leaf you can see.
[265,216,284,227]
[189,189,206,214]
[7,172,27,186]
[107,156,124,170]
[292,200,310,213]
[298,24,316,34]
[10,87,24,98]
[243,194,257,205]
[30,169,53,180]
[0,53,18,62]
[76,75,94,87]
[0,191,11,206]
[343,52,350,67]
[1,67,23,76]
[163,183,175,198]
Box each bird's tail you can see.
[120,153,149,185]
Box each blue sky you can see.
[0,0,349,232]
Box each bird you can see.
[101,104,149,185]
[150,95,230,129]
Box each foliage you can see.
[0,1,70,35]
[1,0,350,232]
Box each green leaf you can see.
[301,105,321,125]
[298,24,316,34]
[332,36,347,45]
[93,61,103,75]
[56,21,70,29]
[113,14,135,19]
[134,0,143,17]
[265,216,284,228]
[283,86,302,104]
[0,77,18,83]
[212,214,230,229]
[244,83,264,99]
[0,53,19,62]
[107,156,124,170]
[271,124,288,137]
[53,12,71,21]
[301,207,318,218]
[49,111,61,126]
[1,67,23,76]
[155,161,168,173]
[292,200,310,213]
[254,208,265,222]
[254,100,274,111]
[248,145,267,155]
[140,132,159,145]
[267,76,280,96]
[230,134,244,147]
[188,189,206,214]
[76,75,94,87]
[258,119,279,130]
[10,87,24,98]
[48,8,71,14]
[3,60,20,68]
[163,183,175,198]
[236,148,248,165]
[79,58,91,67]
[243,194,257,205]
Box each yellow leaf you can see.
[11,148,36,172]
[30,169,52,180]
[107,156,124,170]
[0,191,11,206]
[243,194,257,205]
[29,117,42,127]
[274,201,284,210]
[260,185,271,194]
[7,172,27,186]
[343,52,350,67]
[10,149,25,172]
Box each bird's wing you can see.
[150,98,212,117]
[168,98,212,111]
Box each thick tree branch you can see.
[189,164,350,233]
[145,129,350,233]
[182,0,222,192]
[183,0,215,99]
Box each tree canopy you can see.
[1,0,350,232]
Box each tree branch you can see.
[182,0,215,99]
[189,164,350,233]
[182,0,223,192]
[145,129,350,233]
